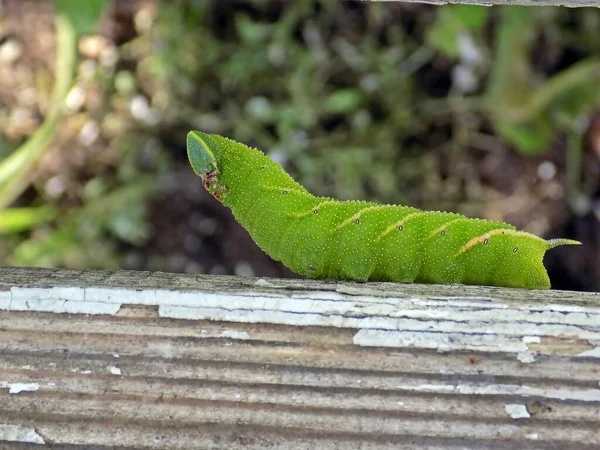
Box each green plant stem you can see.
[0,205,58,234]
[0,12,77,209]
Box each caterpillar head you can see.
[187,131,219,178]
[187,131,227,202]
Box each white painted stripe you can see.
[0,381,41,394]
[2,285,600,357]
[0,424,45,445]
[409,382,600,402]
[352,328,530,353]
[8,286,599,326]
[505,404,531,419]
[2,287,600,327]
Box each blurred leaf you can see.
[9,179,154,267]
[488,33,600,155]
[457,5,489,29]
[83,178,155,244]
[486,7,534,109]
[55,0,109,37]
[325,89,364,114]
[495,119,553,156]
[235,14,273,46]
[0,206,57,234]
[245,97,274,122]
[527,58,600,120]
[12,225,119,268]
[484,9,600,156]
[427,5,489,58]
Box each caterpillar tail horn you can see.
[546,238,581,249]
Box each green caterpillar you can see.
[187,131,580,289]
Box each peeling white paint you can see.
[517,352,536,363]
[0,382,40,394]
[2,283,600,359]
[505,403,531,419]
[411,382,600,402]
[353,329,530,354]
[579,345,600,357]
[0,424,45,444]
[3,285,120,315]
[10,286,83,301]
[109,366,122,375]
[254,278,281,288]
[219,330,250,340]
[0,290,11,310]
[10,383,40,394]
[4,285,600,328]
[159,305,346,328]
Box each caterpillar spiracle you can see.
[187,131,580,289]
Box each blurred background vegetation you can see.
[0,0,598,291]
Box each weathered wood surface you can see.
[370,0,600,7]
[0,266,599,449]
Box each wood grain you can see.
[369,0,600,7]
[1,267,599,448]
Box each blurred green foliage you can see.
[0,0,109,240]
[0,5,78,210]
[0,0,161,268]
[427,4,490,58]
[485,8,600,155]
[147,2,599,197]
[56,0,109,37]
[0,0,598,272]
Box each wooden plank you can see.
[369,0,600,7]
[0,267,599,448]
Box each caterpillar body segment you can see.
[187,131,580,289]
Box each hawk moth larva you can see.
[187,131,580,289]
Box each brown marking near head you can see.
[203,170,219,190]
[440,230,446,236]
[204,169,218,184]
[201,169,227,203]
[513,247,518,253]
[398,225,403,231]
[313,209,319,214]
[282,189,288,195]
[355,218,360,224]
